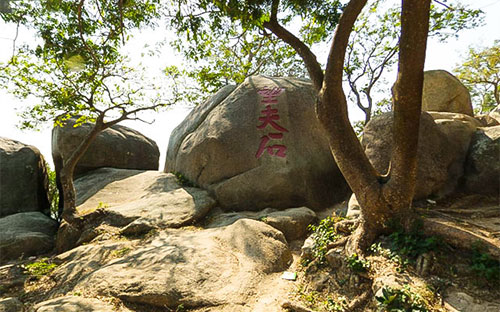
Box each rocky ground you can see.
[0,169,498,312]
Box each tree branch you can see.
[263,0,324,90]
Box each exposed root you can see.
[423,218,500,257]
[327,236,348,249]
[281,300,315,312]
[334,219,358,234]
[346,290,372,312]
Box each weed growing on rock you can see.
[172,171,195,187]
[23,258,57,280]
[346,253,370,273]
[110,247,131,258]
[388,230,438,260]
[375,285,428,312]
[307,216,343,265]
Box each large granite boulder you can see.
[52,117,160,178]
[464,126,500,196]
[362,112,472,199]
[165,76,349,211]
[55,168,217,251]
[422,70,473,116]
[52,219,292,310]
[428,112,482,194]
[0,212,58,261]
[0,137,50,217]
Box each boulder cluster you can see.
[0,71,499,311]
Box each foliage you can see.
[166,0,342,101]
[325,296,348,312]
[454,41,500,113]
[346,253,370,273]
[46,163,59,221]
[370,242,410,271]
[307,216,343,265]
[110,247,131,259]
[470,243,500,282]
[170,24,307,105]
[388,230,438,261]
[345,0,483,124]
[375,285,428,312]
[0,0,169,129]
[172,171,195,187]
[23,258,57,279]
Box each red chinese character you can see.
[257,105,289,132]
[255,134,287,158]
[258,87,285,104]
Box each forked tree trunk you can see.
[316,0,431,252]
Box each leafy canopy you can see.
[0,0,171,129]
[454,41,500,113]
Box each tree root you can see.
[327,236,348,249]
[281,300,315,312]
[422,217,500,257]
[346,290,372,312]
[334,219,358,234]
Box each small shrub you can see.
[46,164,60,221]
[346,253,370,273]
[111,247,131,258]
[23,258,57,279]
[375,286,428,312]
[388,230,438,260]
[324,296,348,312]
[470,244,500,282]
[307,216,343,264]
[172,171,195,187]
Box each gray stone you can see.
[422,70,473,116]
[464,126,500,196]
[203,207,316,241]
[52,219,292,310]
[346,194,361,218]
[52,117,159,178]
[165,76,349,211]
[0,137,50,217]
[74,168,216,229]
[0,212,58,261]
[362,112,465,199]
[34,296,120,312]
[0,297,23,312]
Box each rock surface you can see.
[51,219,292,310]
[362,112,464,199]
[422,70,473,116]
[34,296,121,312]
[74,168,217,229]
[0,297,23,312]
[0,137,50,217]
[52,117,159,178]
[0,212,58,261]
[464,126,500,196]
[205,206,317,241]
[165,76,349,211]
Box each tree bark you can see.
[60,115,105,225]
[314,0,431,252]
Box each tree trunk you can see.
[316,0,431,252]
[59,116,105,225]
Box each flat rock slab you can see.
[52,219,292,310]
[34,296,122,312]
[74,168,216,229]
[0,212,58,261]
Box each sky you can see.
[1,0,499,170]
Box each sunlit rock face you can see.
[165,76,349,211]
